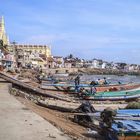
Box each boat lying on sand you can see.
[112,109,140,140]
[73,107,140,140]
[40,82,140,93]
[82,88,140,101]
[113,120,140,140]
[95,83,140,92]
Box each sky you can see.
[1,0,140,64]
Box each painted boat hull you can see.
[118,136,140,140]
[40,83,140,94]
[96,83,140,92]
[113,119,140,140]
[83,89,140,101]
[84,95,140,101]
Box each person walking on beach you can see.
[96,79,100,85]
[103,77,108,85]
[91,86,96,95]
[75,75,80,92]
[90,80,98,85]
[75,75,80,86]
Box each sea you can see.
[80,74,140,84]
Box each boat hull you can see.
[96,83,140,92]
[118,136,140,140]
[40,83,140,94]
[83,89,140,101]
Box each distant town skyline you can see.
[1,0,140,64]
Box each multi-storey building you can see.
[0,16,15,69]
[0,16,52,68]
[7,44,51,68]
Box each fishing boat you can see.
[40,82,140,94]
[114,121,140,140]
[95,82,140,92]
[53,73,69,77]
[73,108,140,140]
[112,109,140,140]
[82,88,140,101]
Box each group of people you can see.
[90,77,108,86]
[78,86,97,97]
[74,76,111,96]
[74,75,97,95]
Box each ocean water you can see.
[81,74,140,84]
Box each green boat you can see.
[83,88,140,101]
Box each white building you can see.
[91,59,102,68]
[101,61,108,69]
[64,61,72,68]
[53,56,64,68]
[128,64,139,72]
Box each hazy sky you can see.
[1,0,140,64]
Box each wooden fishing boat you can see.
[114,109,140,140]
[40,82,140,94]
[53,73,69,77]
[113,119,140,140]
[99,109,140,139]
[95,83,140,92]
[73,109,140,139]
[82,88,140,101]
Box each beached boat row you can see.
[40,82,140,92]
[40,81,140,101]
[1,71,140,139]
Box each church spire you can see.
[0,16,9,45]
[0,16,5,33]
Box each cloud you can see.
[22,33,70,44]
[22,32,140,47]
[2,0,140,64]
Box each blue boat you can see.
[112,109,140,140]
